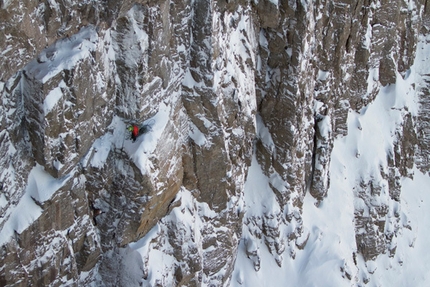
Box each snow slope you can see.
[1,2,429,286]
[100,19,430,287]
[230,30,430,287]
[0,165,71,246]
[113,35,430,285]
[82,101,171,175]
[25,26,97,83]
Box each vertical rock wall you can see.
[0,0,429,286]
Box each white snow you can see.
[112,15,430,287]
[243,155,281,218]
[1,0,12,9]
[0,164,71,246]
[25,26,97,83]
[256,114,275,155]
[83,101,171,175]
[182,69,201,89]
[43,81,66,115]
[124,102,171,174]
[0,193,7,210]
[231,30,430,287]
[318,115,331,139]
[2,5,430,287]
[364,23,372,50]
[27,164,71,202]
[189,121,208,146]
[90,132,114,169]
[317,69,330,81]
[125,188,204,286]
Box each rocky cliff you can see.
[1,0,430,286]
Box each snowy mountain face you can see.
[1,0,430,286]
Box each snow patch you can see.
[256,114,275,155]
[43,81,67,115]
[90,133,114,169]
[244,155,281,217]
[1,0,12,9]
[124,102,171,174]
[317,69,329,81]
[83,99,171,174]
[25,26,97,83]
[27,164,71,202]
[0,164,71,246]
[189,121,207,146]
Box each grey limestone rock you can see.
[0,0,429,286]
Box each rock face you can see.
[0,0,430,286]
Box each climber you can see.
[127,124,139,142]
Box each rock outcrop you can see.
[1,0,429,286]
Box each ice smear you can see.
[1,0,12,9]
[0,164,71,246]
[111,6,149,69]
